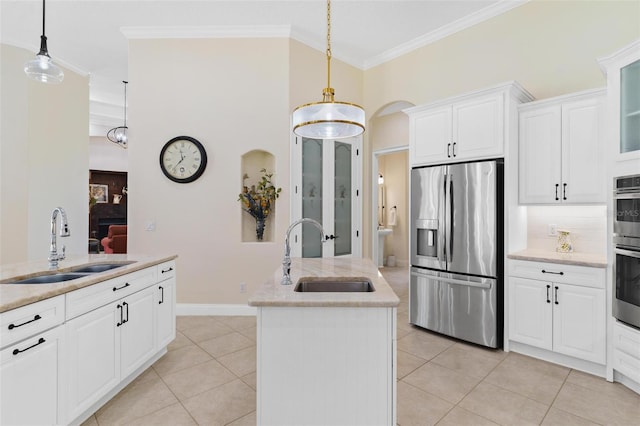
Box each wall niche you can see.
[240,150,277,243]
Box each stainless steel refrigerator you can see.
[410,159,503,348]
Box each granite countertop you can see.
[508,249,607,268]
[248,257,400,308]
[0,253,177,313]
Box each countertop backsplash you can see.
[526,205,607,255]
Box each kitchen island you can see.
[249,257,399,426]
[0,253,177,425]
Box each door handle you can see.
[542,269,564,276]
[161,267,173,274]
[555,184,559,201]
[325,234,338,240]
[546,285,551,303]
[563,183,567,201]
[123,302,129,324]
[452,142,457,157]
[8,314,41,330]
[159,286,164,305]
[554,286,559,305]
[116,304,123,327]
[447,143,452,158]
[113,282,130,292]
[12,337,46,356]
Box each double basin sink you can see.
[1,262,136,284]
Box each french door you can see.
[290,136,362,258]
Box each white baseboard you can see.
[177,303,257,316]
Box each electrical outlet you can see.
[145,221,156,231]
[548,224,557,237]
[240,282,246,293]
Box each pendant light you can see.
[107,81,128,148]
[292,0,365,139]
[24,0,64,84]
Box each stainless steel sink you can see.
[294,277,375,292]
[70,261,135,273]
[8,273,90,284]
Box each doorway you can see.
[372,147,409,268]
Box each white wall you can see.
[89,136,128,172]
[1,44,89,264]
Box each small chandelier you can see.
[107,81,128,149]
[292,0,365,139]
[24,0,64,84]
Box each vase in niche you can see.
[556,230,573,253]
[256,218,266,241]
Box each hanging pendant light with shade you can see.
[24,0,64,84]
[107,81,128,149]
[292,0,365,139]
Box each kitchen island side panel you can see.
[256,306,396,426]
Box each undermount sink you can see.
[70,261,135,273]
[2,261,136,284]
[8,273,90,284]
[294,277,375,293]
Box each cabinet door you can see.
[453,94,504,161]
[508,277,552,350]
[120,287,156,378]
[410,106,452,165]
[519,105,562,203]
[561,98,605,203]
[66,302,120,420]
[1,326,63,425]
[553,284,606,364]
[156,278,176,349]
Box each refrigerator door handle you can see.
[410,268,493,290]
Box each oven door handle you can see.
[614,192,640,199]
[615,247,640,258]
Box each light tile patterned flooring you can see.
[82,266,640,425]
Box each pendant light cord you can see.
[42,0,46,36]
[326,0,331,90]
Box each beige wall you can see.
[1,44,89,264]
[360,0,640,259]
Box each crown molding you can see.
[363,0,530,70]
[121,25,292,40]
[597,39,640,74]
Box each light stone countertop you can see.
[508,249,607,268]
[0,253,177,313]
[248,257,400,308]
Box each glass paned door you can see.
[621,59,640,154]
[292,136,362,258]
[302,138,323,257]
[334,142,352,256]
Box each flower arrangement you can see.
[239,168,282,240]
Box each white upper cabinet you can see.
[599,39,640,164]
[405,82,532,167]
[519,89,606,204]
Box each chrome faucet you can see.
[281,218,326,285]
[49,207,70,268]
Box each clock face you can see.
[159,136,208,183]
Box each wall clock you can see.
[159,136,208,183]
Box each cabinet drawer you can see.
[66,267,156,320]
[613,348,640,384]
[508,259,605,288]
[1,295,65,349]
[613,321,640,359]
[157,260,176,282]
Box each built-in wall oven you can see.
[613,174,640,330]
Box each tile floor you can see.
[82,266,640,425]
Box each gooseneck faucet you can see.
[282,218,326,285]
[49,207,70,268]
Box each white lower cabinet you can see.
[1,325,64,425]
[612,321,640,385]
[156,261,176,349]
[508,260,606,366]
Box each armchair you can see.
[101,225,127,254]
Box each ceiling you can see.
[1,0,527,133]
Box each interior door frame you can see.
[372,145,409,267]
